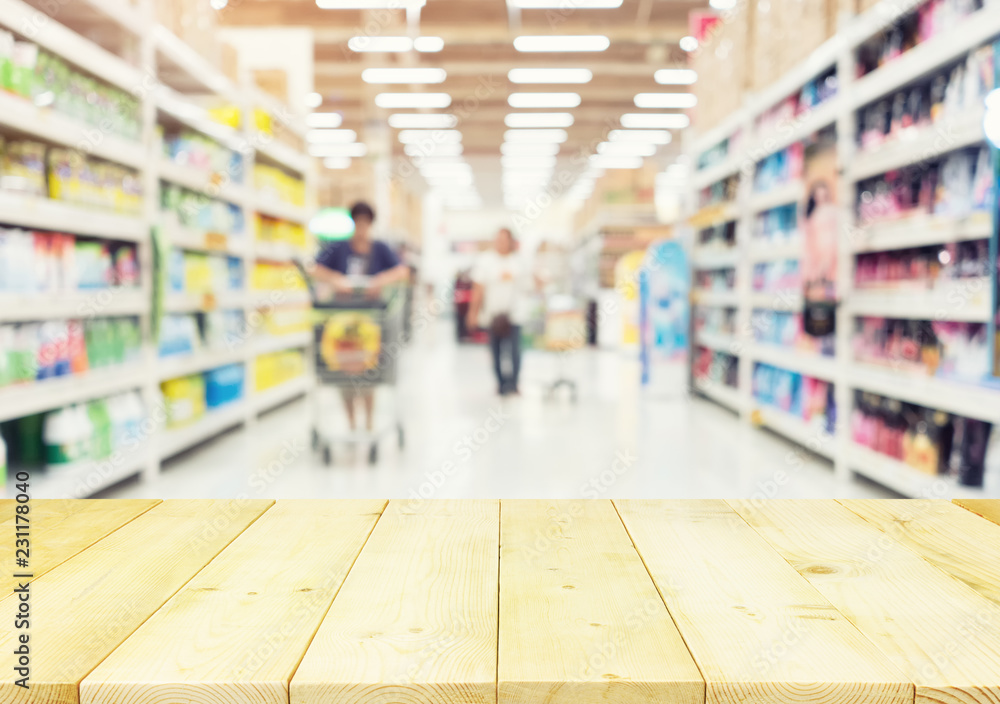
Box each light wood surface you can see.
[81,500,386,704]
[0,499,159,594]
[498,500,703,704]
[730,500,1000,704]
[615,500,912,704]
[842,500,1000,608]
[292,500,500,704]
[954,500,1000,527]
[0,499,271,704]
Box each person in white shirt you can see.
[467,227,530,396]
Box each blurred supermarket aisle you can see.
[101,318,895,500]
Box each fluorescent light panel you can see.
[501,155,557,168]
[501,141,560,156]
[323,157,352,169]
[306,112,343,128]
[508,92,581,108]
[414,36,444,52]
[306,129,358,144]
[304,92,323,108]
[620,113,690,129]
[398,129,462,144]
[375,93,452,108]
[388,113,456,128]
[608,129,671,144]
[654,68,697,85]
[634,92,697,109]
[504,112,574,128]
[405,143,464,156]
[508,68,592,83]
[362,68,447,83]
[596,141,657,157]
[504,129,568,143]
[589,155,643,169]
[513,35,610,52]
[347,36,413,52]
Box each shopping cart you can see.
[527,294,586,402]
[302,269,406,466]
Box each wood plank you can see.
[0,499,272,704]
[730,499,1000,704]
[0,499,159,593]
[615,500,912,704]
[498,500,703,704]
[82,500,386,704]
[291,500,499,704]
[954,500,1000,528]
[842,500,1000,608]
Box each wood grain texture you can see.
[615,500,912,704]
[0,499,271,704]
[81,500,386,704]
[842,500,1000,608]
[498,500,704,704]
[291,500,499,704]
[0,499,159,593]
[954,500,1000,528]
[730,499,1000,704]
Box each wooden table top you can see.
[2,499,999,704]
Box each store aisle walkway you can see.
[103,319,894,500]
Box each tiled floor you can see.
[104,319,895,500]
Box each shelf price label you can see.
[204,232,228,252]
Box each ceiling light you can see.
[620,113,690,129]
[501,142,561,156]
[362,68,447,84]
[323,157,352,169]
[709,0,737,8]
[375,93,452,109]
[405,143,464,157]
[504,112,574,128]
[308,143,368,157]
[596,141,657,157]
[319,0,425,9]
[589,155,643,169]
[347,36,413,52]
[654,68,697,85]
[304,92,323,108]
[634,93,697,109]
[306,112,343,128]
[501,155,558,168]
[679,35,699,52]
[307,129,358,144]
[608,129,671,144]
[504,128,568,143]
[414,36,445,52]
[508,92,581,108]
[398,129,462,144]
[388,113,457,129]
[513,35,610,52]
[508,68,593,84]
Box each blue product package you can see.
[205,363,245,408]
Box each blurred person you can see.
[467,227,531,396]
[308,201,410,433]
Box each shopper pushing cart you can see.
[305,201,410,464]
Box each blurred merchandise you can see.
[161,128,244,180]
[853,317,991,381]
[754,204,800,245]
[694,268,736,293]
[753,363,837,434]
[854,239,990,288]
[161,182,245,234]
[752,309,835,356]
[253,163,305,206]
[251,261,306,292]
[167,251,243,293]
[255,350,305,391]
[753,142,805,194]
[695,306,737,337]
[693,347,739,389]
[254,213,307,249]
[696,221,737,252]
[752,259,801,294]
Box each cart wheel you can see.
[368,443,378,465]
[322,445,333,466]
[311,428,320,451]
[397,425,405,449]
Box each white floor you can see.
[104,318,895,500]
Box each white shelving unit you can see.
[686,0,1000,498]
[0,0,316,497]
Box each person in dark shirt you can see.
[308,201,409,435]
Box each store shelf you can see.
[849,363,1000,423]
[159,159,249,205]
[162,223,249,257]
[748,238,802,262]
[849,110,985,183]
[753,405,836,459]
[749,291,803,312]
[850,212,992,253]
[848,280,992,322]
[254,332,312,356]
[153,25,241,102]
[155,88,246,153]
[0,192,147,241]
[692,289,741,307]
[689,201,741,229]
[695,330,738,353]
[17,450,147,499]
[691,154,745,190]
[749,96,842,159]
[252,375,311,414]
[254,136,311,175]
[693,378,745,414]
[164,290,248,313]
[851,7,1000,110]
[692,247,741,270]
[0,289,147,322]
[157,348,247,382]
[749,344,838,381]
[158,400,247,461]
[255,197,311,225]
[748,181,805,214]
[0,91,144,170]
[0,0,142,91]
[0,364,146,423]
[847,442,989,499]
[254,241,308,263]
